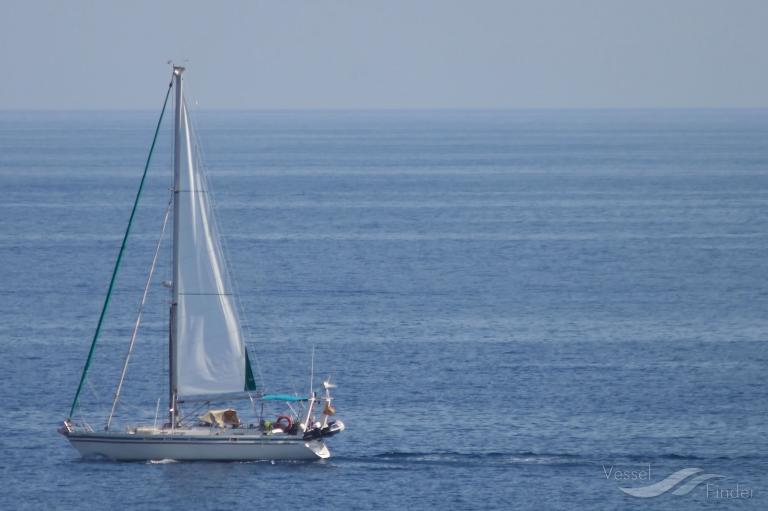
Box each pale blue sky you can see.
[2,0,766,109]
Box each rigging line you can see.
[178,292,233,296]
[68,75,174,420]
[106,195,173,430]
[86,376,102,403]
[75,377,102,428]
[176,400,209,424]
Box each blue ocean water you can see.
[0,109,767,509]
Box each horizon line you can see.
[2,106,768,113]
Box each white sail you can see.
[174,101,251,398]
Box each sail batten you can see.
[173,100,250,399]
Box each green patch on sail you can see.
[245,350,257,391]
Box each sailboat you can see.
[59,66,344,461]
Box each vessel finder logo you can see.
[616,467,721,497]
[602,464,753,499]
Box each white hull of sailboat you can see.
[66,432,330,461]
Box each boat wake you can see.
[336,450,585,468]
[332,450,760,468]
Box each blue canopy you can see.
[261,394,308,402]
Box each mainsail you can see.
[173,97,255,398]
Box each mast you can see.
[170,65,185,426]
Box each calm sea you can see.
[1,109,767,509]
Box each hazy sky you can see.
[2,0,767,109]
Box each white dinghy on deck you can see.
[59,66,344,461]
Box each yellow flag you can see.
[323,402,336,416]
